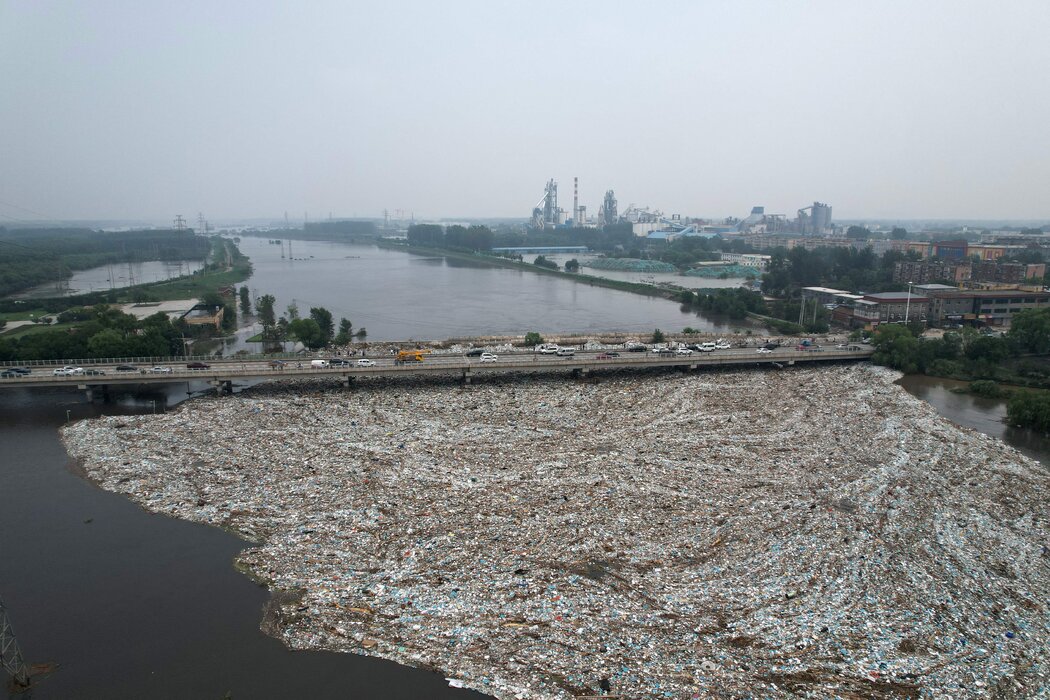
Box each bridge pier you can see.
[210,379,234,396]
[342,375,355,390]
[78,384,93,402]
[461,369,472,385]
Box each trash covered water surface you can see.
[62,365,1049,699]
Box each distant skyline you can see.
[2,1,1050,223]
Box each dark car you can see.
[328,358,352,367]
[7,367,31,375]
[0,370,20,378]
[626,345,647,352]
[83,368,106,376]
[464,348,484,357]
[762,343,780,351]
[186,362,211,370]
[115,364,137,372]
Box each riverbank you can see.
[61,365,1049,699]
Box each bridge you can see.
[0,346,874,399]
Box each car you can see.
[355,358,376,367]
[0,370,20,378]
[148,366,173,373]
[328,358,352,367]
[53,366,84,376]
[604,351,620,357]
[7,367,31,375]
[596,352,613,359]
[268,360,286,369]
[186,362,211,370]
[676,347,694,355]
[657,348,675,355]
[835,343,848,349]
[756,347,773,354]
[537,343,560,354]
[715,341,732,350]
[479,353,498,363]
[464,348,484,357]
[115,364,137,372]
[83,368,106,376]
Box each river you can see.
[226,237,741,346]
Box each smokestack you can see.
[574,177,579,227]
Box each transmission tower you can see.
[0,597,30,690]
[173,214,186,231]
[197,212,205,235]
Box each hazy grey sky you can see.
[2,1,1049,223]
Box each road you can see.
[0,345,874,392]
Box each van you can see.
[310,359,330,368]
[699,342,716,352]
[555,346,575,357]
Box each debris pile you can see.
[62,365,1049,699]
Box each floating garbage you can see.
[61,365,1050,699]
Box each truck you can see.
[395,349,430,364]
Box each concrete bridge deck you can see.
[0,346,874,396]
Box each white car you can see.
[52,366,83,376]
[356,358,376,367]
[675,347,693,355]
[756,347,773,354]
[537,343,560,354]
[149,366,174,373]
[715,341,732,349]
[479,353,498,363]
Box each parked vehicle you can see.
[310,359,330,368]
[479,353,498,363]
[355,358,376,367]
[537,343,560,354]
[186,362,211,370]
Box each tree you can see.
[533,255,559,270]
[238,286,251,316]
[257,294,276,327]
[871,324,922,373]
[1008,308,1050,354]
[287,318,324,350]
[309,306,334,344]
[87,328,127,358]
[891,227,908,240]
[846,225,872,240]
[333,317,354,345]
[564,259,580,272]
[286,302,300,321]
[651,328,665,343]
[524,331,544,346]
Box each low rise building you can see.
[718,252,771,269]
[860,292,929,325]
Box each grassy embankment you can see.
[376,239,687,302]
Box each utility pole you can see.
[1,596,30,690]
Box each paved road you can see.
[0,345,874,391]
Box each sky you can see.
[2,1,1049,224]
